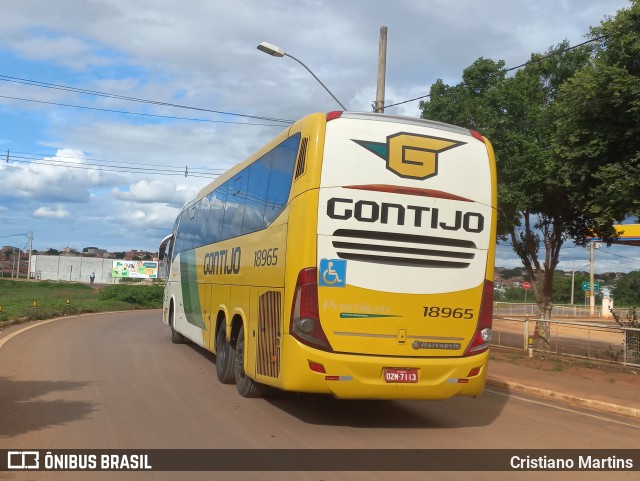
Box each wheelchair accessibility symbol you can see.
[319,259,347,287]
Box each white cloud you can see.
[33,204,70,219]
[0,148,122,203]
[106,202,181,230]
[111,180,197,205]
[11,35,111,71]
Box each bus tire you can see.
[169,308,185,344]
[171,327,185,344]
[215,323,236,384]
[234,325,264,398]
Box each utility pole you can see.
[589,241,595,317]
[374,26,388,113]
[27,231,33,279]
[570,261,575,305]
[16,248,21,279]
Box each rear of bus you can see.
[283,111,496,400]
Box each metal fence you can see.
[494,302,604,318]
[491,317,640,367]
[494,302,637,320]
[622,327,640,367]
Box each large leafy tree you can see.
[421,44,591,332]
[612,271,640,306]
[553,0,640,226]
[420,1,640,347]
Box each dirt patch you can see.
[490,346,639,384]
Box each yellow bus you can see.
[159,111,497,399]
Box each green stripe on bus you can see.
[181,251,206,329]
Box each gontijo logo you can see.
[353,132,465,180]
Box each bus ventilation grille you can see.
[294,137,309,179]
[331,229,476,269]
[257,291,282,378]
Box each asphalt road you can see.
[0,311,638,481]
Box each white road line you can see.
[485,388,640,429]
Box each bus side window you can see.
[204,188,225,245]
[173,211,186,257]
[242,154,271,234]
[264,135,299,225]
[221,172,248,240]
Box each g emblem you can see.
[353,133,465,180]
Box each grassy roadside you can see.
[0,279,164,323]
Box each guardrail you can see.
[492,316,640,367]
[494,302,604,318]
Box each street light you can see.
[257,41,348,111]
[571,261,590,305]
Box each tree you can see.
[499,267,525,280]
[612,271,640,306]
[421,43,597,348]
[422,3,640,349]
[553,0,640,226]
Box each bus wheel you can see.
[234,325,264,398]
[171,327,185,344]
[169,309,185,344]
[215,323,236,384]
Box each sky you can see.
[0,0,638,273]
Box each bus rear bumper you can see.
[271,343,489,400]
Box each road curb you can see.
[487,377,640,419]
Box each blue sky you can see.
[1,0,638,273]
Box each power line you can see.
[0,233,29,238]
[5,154,219,179]
[0,74,294,124]
[384,35,607,110]
[9,150,226,174]
[0,94,289,128]
[596,249,640,263]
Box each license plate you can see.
[383,368,418,383]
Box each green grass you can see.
[551,358,565,372]
[0,279,164,323]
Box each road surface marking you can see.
[486,388,640,429]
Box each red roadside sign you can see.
[523,281,531,289]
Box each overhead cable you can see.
[0,74,294,124]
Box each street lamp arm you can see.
[257,42,347,111]
[283,52,347,111]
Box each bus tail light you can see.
[326,111,343,122]
[470,130,485,142]
[290,268,333,351]
[464,280,494,356]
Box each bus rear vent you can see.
[294,137,309,179]
[331,229,476,269]
[257,291,282,378]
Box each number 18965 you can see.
[422,306,474,319]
